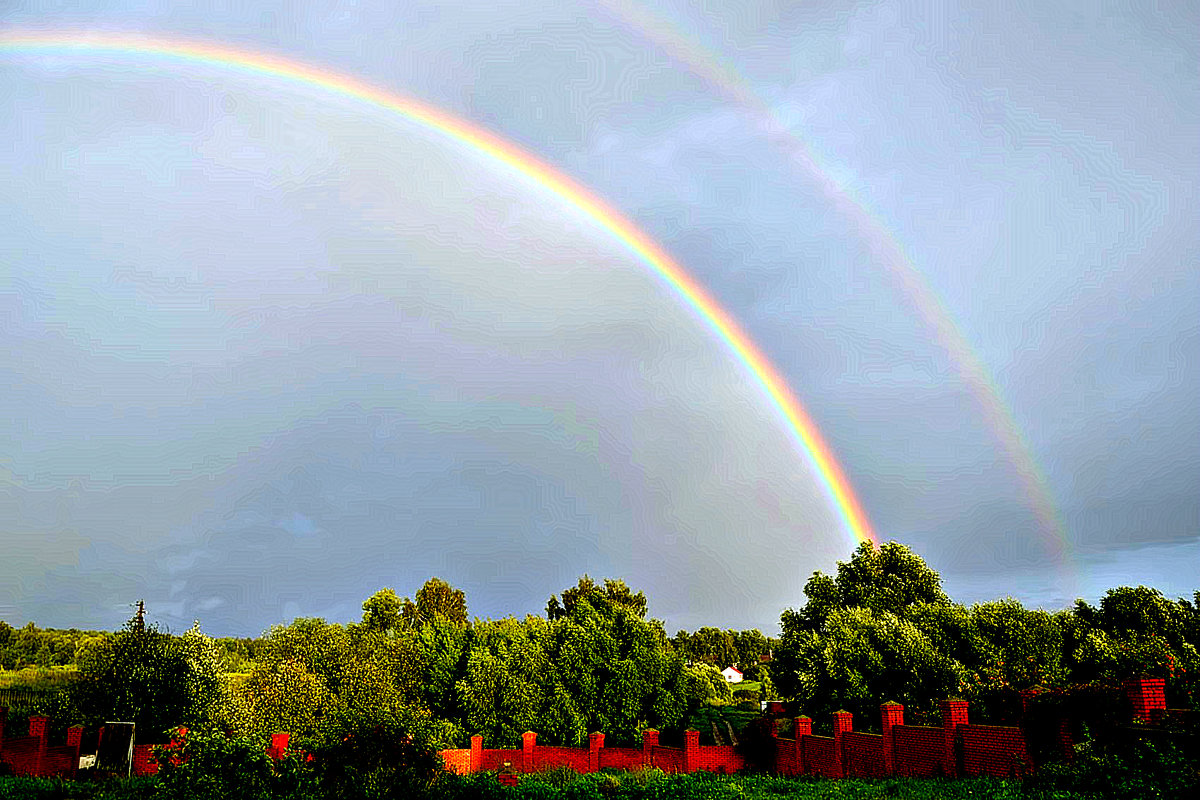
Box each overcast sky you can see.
[1,0,1196,637]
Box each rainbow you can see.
[0,29,877,546]
[591,0,1071,572]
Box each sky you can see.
[1,0,1196,637]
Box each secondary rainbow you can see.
[0,29,877,546]
[591,0,1071,573]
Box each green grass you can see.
[0,668,78,691]
[684,705,763,744]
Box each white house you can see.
[721,666,743,684]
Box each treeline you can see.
[0,621,262,675]
[774,542,1200,728]
[4,542,1198,753]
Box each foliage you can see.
[152,727,311,800]
[1026,725,1200,800]
[546,577,648,622]
[68,614,225,739]
[402,579,469,629]
[305,703,458,800]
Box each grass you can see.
[0,668,78,691]
[684,705,763,745]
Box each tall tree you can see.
[402,578,468,628]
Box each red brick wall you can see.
[690,744,744,775]
[598,747,644,771]
[131,744,160,776]
[893,725,944,777]
[842,732,886,778]
[960,724,1033,778]
[534,746,589,772]
[479,748,522,772]
[801,735,838,778]
[441,749,472,774]
[773,738,799,776]
[650,745,684,772]
[0,738,41,776]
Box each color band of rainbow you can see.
[590,0,1071,573]
[0,30,877,547]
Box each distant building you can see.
[721,666,743,684]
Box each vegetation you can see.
[1,542,1197,797]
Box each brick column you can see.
[0,706,7,756]
[793,717,811,776]
[67,726,84,778]
[642,729,658,769]
[1124,677,1167,724]
[683,729,700,773]
[470,735,482,773]
[831,711,852,779]
[521,731,537,773]
[30,716,49,776]
[940,700,968,778]
[880,702,903,776]
[269,733,290,759]
[588,732,604,773]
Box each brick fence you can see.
[0,677,1180,781]
[437,677,1181,781]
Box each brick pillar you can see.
[880,702,903,776]
[642,729,658,769]
[0,706,7,756]
[269,733,290,759]
[1124,677,1167,724]
[521,731,537,773]
[940,700,968,778]
[588,732,604,773]
[470,735,483,773]
[793,717,811,776]
[683,729,700,773]
[30,716,49,776]
[68,726,84,778]
[831,711,852,779]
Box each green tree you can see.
[546,576,648,621]
[70,611,224,739]
[361,588,404,633]
[401,578,469,628]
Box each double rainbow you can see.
[0,30,877,547]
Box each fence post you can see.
[588,732,604,773]
[831,711,852,778]
[67,726,84,778]
[880,702,903,776]
[684,729,700,773]
[793,716,811,776]
[29,715,49,776]
[940,700,968,778]
[642,729,658,769]
[269,733,290,760]
[469,735,482,773]
[521,731,537,773]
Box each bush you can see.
[152,727,311,800]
